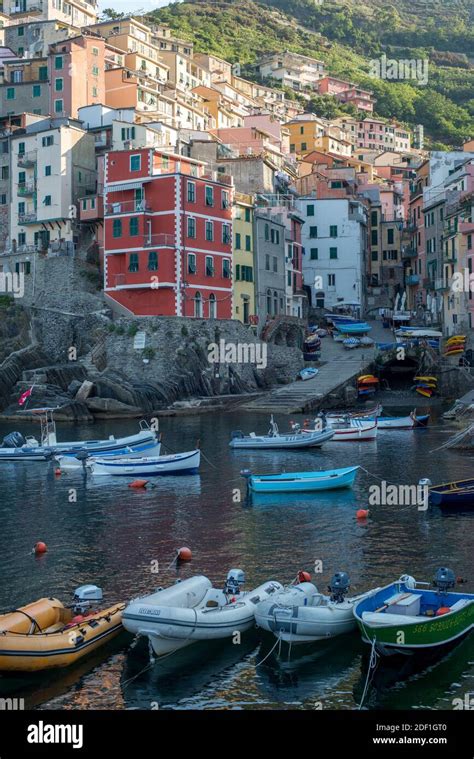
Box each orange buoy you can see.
[298,570,312,583]
[54,467,62,476]
[356,509,369,520]
[435,606,451,616]
[128,479,149,489]
[34,541,47,555]
[178,546,192,562]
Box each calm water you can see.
[0,408,473,711]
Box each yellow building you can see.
[287,118,325,155]
[233,193,256,325]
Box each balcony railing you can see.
[17,182,36,196]
[105,201,151,215]
[10,1,43,13]
[401,247,417,259]
[18,212,37,224]
[143,233,175,248]
[435,277,450,292]
[17,151,37,167]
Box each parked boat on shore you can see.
[242,465,360,494]
[353,568,473,658]
[255,571,380,644]
[122,571,283,657]
[0,585,124,672]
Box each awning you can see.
[105,181,144,192]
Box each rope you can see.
[255,633,282,667]
[358,635,379,710]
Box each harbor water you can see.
[0,407,473,710]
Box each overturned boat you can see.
[122,571,283,657]
[255,572,379,644]
[0,585,124,672]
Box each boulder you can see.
[75,380,94,402]
[85,397,143,418]
[68,380,83,396]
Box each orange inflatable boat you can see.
[0,586,124,672]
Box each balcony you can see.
[406,274,420,286]
[105,200,151,215]
[435,277,450,292]
[423,277,435,289]
[401,246,417,259]
[17,181,36,197]
[10,1,43,14]
[18,212,37,224]
[143,233,175,248]
[17,151,37,168]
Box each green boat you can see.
[353,568,473,657]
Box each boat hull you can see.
[248,466,359,493]
[0,599,124,672]
[354,582,474,657]
[56,441,162,469]
[89,449,200,476]
[123,577,283,657]
[230,429,334,449]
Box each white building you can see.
[9,116,96,252]
[258,51,326,92]
[2,0,97,28]
[297,196,368,313]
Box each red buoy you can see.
[54,467,62,477]
[298,570,312,583]
[178,546,192,562]
[34,541,47,554]
[356,509,369,520]
[435,606,451,616]
[128,479,149,489]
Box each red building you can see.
[103,148,234,318]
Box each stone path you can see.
[240,320,389,414]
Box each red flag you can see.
[18,386,33,407]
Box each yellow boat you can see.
[414,376,438,383]
[445,336,466,345]
[0,588,124,672]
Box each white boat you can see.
[55,440,162,470]
[0,409,159,460]
[303,417,377,441]
[122,571,283,656]
[326,404,383,424]
[255,573,380,644]
[230,416,334,449]
[88,449,200,476]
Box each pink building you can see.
[49,34,106,118]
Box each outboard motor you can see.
[224,569,245,596]
[433,567,456,594]
[72,585,103,614]
[2,431,26,449]
[328,572,350,603]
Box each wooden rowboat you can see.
[243,466,360,494]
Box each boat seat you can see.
[42,623,65,633]
[448,599,470,612]
[249,433,256,438]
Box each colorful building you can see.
[103,148,234,318]
[232,192,256,324]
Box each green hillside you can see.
[143,0,474,148]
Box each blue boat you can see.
[299,368,319,381]
[242,466,359,494]
[429,478,474,509]
[336,323,371,335]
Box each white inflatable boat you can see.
[255,572,379,644]
[123,570,283,656]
